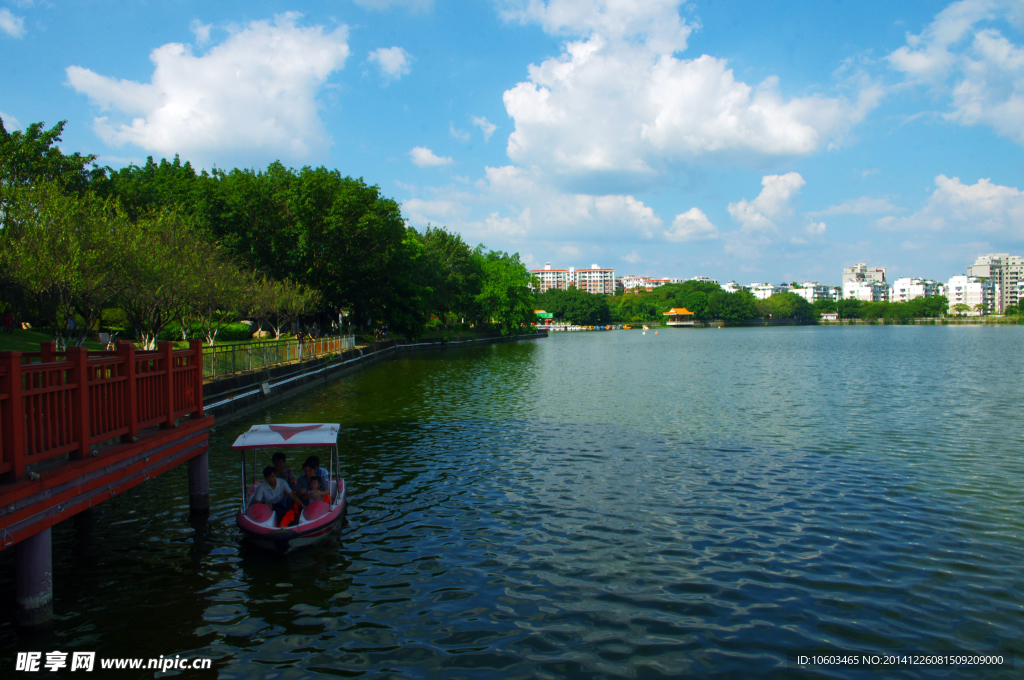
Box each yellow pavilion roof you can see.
[664,307,695,315]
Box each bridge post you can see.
[117,341,138,443]
[15,527,53,630]
[0,350,26,483]
[188,449,210,514]
[67,346,90,459]
[160,342,176,429]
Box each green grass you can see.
[0,328,105,353]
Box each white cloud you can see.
[368,46,412,80]
[728,173,806,232]
[878,174,1024,235]
[472,115,497,142]
[622,249,642,263]
[666,207,719,241]
[862,168,881,178]
[0,8,26,38]
[806,196,902,217]
[404,164,662,243]
[500,2,881,183]
[190,19,212,46]
[498,0,692,53]
[410,146,454,167]
[66,13,349,166]
[0,111,21,130]
[888,0,1024,145]
[450,123,470,141]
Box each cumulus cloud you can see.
[500,2,881,184]
[472,115,497,142]
[66,13,349,166]
[450,123,470,141]
[0,8,26,37]
[410,146,454,167]
[806,196,902,217]
[728,173,806,231]
[666,207,718,241]
[878,174,1024,235]
[368,46,412,80]
[190,19,212,45]
[405,164,662,244]
[888,0,1024,145]
[621,249,642,263]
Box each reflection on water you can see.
[1,326,1023,678]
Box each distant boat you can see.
[642,325,649,331]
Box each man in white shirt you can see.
[254,466,305,521]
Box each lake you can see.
[1,326,1022,678]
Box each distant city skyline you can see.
[2,1,1022,282]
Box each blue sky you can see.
[2,0,1023,285]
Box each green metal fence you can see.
[202,335,356,379]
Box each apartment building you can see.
[842,263,886,285]
[789,282,832,303]
[573,265,617,295]
[966,253,1023,313]
[749,283,778,300]
[843,280,890,302]
[889,277,942,303]
[947,275,998,315]
[530,263,571,293]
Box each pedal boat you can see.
[232,423,347,553]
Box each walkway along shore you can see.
[203,332,548,424]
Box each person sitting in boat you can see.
[306,475,327,503]
[254,466,306,521]
[295,457,331,504]
[271,452,298,489]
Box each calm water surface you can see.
[2,326,1023,678]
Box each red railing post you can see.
[0,351,26,482]
[117,342,138,443]
[39,342,55,364]
[189,340,204,418]
[160,341,176,429]
[66,346,90,459]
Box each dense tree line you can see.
[0,119,536,347]
[537,280,960,326]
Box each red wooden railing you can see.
[0,341,205,483]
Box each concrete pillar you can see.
[188,450,210,514]
[15,528,53,630]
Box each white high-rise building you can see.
[721,281,744,294]
[573,264,616,295]
[530,263,571,293]
[749,283,778,300]
[689,276,719,284]
[842,263,886,285]
[889,278,941,303]
[843,280,890,302]
[966,253,1023,313]
[789,282,831,303]
[946,275,998,315]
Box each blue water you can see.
[1,326,1022,678]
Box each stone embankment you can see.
[203,332,547,422]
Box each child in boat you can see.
[253,466,305,521]
[307,475,327,503]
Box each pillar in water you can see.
[15,528,53,630]
[188,450,210,514]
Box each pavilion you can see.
[663,307,696,327]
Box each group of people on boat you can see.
[252,452,331,527]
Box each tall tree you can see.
[1,182,128,347]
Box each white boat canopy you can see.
[231,423,340,449]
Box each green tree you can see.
[476,251,534,335]
[1,182,128,347]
